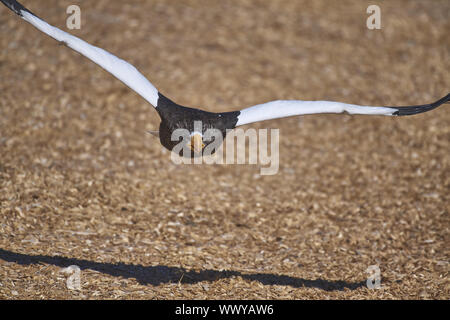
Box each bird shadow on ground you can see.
[0,248,365,291]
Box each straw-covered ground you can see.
[0,0,448,299]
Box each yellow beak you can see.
[189,134,205,153]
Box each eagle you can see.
[1,0,448,157]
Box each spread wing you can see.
[1,0,160,107]
[235,94,449,126]
[2,0,448,125]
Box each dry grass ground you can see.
[0,0,449,299]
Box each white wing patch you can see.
[21,11,159,107]
[236,100,397,126]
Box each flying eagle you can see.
[1,0,448,157]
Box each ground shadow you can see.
[0,248,365,291]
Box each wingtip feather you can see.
[1,0,40,21]
[393,93,449,116]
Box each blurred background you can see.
[0,0,448,299]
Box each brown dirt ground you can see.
[0,0,449,299]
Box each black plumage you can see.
[156,93,240,157]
